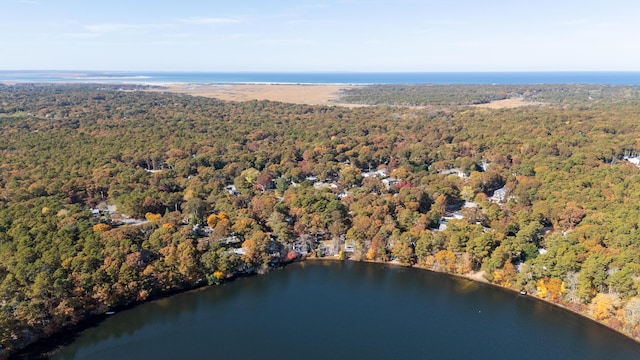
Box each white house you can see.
[489,187,507,203]
[623,156,640,167]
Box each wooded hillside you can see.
[2,83,640,354]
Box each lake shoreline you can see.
[12,255,639,359]
[9,281,206,359]
[303,255,639,345]
[9,267,275,359]
[46,258,640,359]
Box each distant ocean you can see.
[2,71,640,85]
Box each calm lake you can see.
[52,261,640,359]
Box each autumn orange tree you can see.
[3,83,640,355]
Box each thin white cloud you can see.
[561,19,589,26]
[448,41,506,49]
[256,37,314,46]
[363,38,383,45]
[422,20,466,26]
[409,21,467,35]
[62,32,102,39]
[285,19,338,25]
[151,41,176,46]
[84,23,171,33]
[163,33,195,39]
[228,33,257,39]
[179,17,241,25]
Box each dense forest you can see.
[2,83,640,355]
[338,84,640,106]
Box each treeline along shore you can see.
[2,83,640,357]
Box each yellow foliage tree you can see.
[460,185,475,202]
[142,265,155,277]
[435,250,456,273]
[92,223,111,233]
[390,167,408,180]
[535,277,565,302]
[232,218,258,236]
[365,248,376,261]
[162,223,175,230]
[241,238,257,263]
[494,262,517,287]
[546,277,565,302]
[217,212,229,221]
[145,212,162,222]
[177,241,198,282]
[591,293,620,321]
[207,213,218,228]
[434,194,448,212]
[536,279,548,298]
[61,257,73,270]
[183,188,195,201]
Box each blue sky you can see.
[1,0,639,71]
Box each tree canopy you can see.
[2,83,640,354]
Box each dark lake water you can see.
[52,261,640,360]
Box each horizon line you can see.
[3,69,640,73]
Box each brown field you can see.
[158,85,545,109]
[472,97,545,109]
[155,84,361,106]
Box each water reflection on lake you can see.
[53,261,640,359]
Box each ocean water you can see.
[2,71,640,85]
